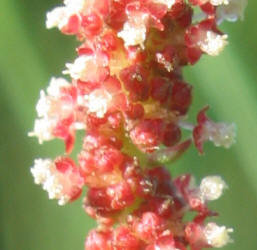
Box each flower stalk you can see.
[29,0,247,249]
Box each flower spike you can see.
[29,0,246,249]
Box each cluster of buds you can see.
[29,0,246,249]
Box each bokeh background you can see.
[0,0,256,249]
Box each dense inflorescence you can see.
[29,0,247,249]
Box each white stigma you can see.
[46,7,70,29]
[118,12,149,48]
[204,121,236,148]
[118,21,147,48]
[200,176,227,201]
[63,55,92,80]
[31,158,69,205]
[204,222,233,248]
[85,89,112,118]
[46,0,87,30]
[28,118,55,144]
[29,77,73,144]
[47,77,70,97]
[36,90,49,118]
[63,55,104,82]
[31,159,53,185]
[36,77,70,118]
[199,31,228,56]
[31,158,83,206]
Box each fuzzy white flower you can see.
[29,77,73,143]
[36,78,69,118]
[36,90,50,118]
[200,176,227,201]
[63,55,91,80]
[85,89,112,118]
[118,12,149,48]
[31,159,53,185]
[47,77,70,97]
[31,158,69,205]
[46,7,70,29]
[46,0,87,30]
[204,223,233,248]
[28,118,55,144]
[63,55,105,82]
[31,158,83,205]
[204,121,236,148]
[198,31,228,56]
[118,22,147,48]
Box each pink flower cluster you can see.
[29,0,246,249]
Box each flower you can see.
[193,106,236,154]
[198,31,228,56]
[29,0,246,249]
[204,222,233,248]
[118,11,149,48]
[200,176,227,201]
[31,158,84,205]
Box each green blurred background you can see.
[0,0,256,249]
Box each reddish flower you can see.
[29,0,245,249]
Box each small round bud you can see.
[85,229,112,250]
